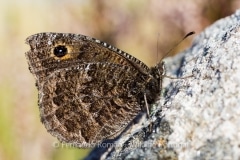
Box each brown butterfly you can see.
[25,32,164,147]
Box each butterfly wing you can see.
[26,32,150,85]
[25,32,161,147]
[38,62,148,146]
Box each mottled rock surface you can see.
[86,10,240,160]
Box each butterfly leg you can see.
[144,93,150,118]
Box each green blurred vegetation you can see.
[0,0,238,159]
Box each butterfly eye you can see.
[53,45,68,57]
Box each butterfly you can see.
[25,32,164,147]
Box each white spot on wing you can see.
[85,64,90,71]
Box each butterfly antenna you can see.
[157,33,160,63]
[159,31,195,62]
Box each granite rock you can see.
[86,10,240,160]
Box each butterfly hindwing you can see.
[39,63,148,145]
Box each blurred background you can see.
[0,0,239,160]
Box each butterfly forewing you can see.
[26,33,150,84]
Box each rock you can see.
[86,10,240,160]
